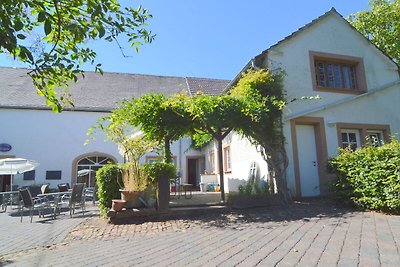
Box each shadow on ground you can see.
[113,198,357,228]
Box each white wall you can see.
[314,85,400,158]
[202,132,269,193]
[0,109,122,187]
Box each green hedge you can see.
[328,139,400,212]
[96,164,122,217]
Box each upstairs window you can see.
[310,51,367,94]
[315,61,357,89]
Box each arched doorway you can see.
[72,153,117,187]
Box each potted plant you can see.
[115,131,157,208]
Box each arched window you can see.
[74,154,116,187]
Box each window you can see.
[76,155,115,187]
[249,161,259,179]
[223,146,231,172]
[341,129,360,150]
[23,170,35,180]
[310,51,367,94]
[366,131,384,147]
[315,61,357,89]
[209,151,215,174]
[46,170,62,180]
[336,123,390,149]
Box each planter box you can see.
[227,194,283,209]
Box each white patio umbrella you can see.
[77,169,95,187]
[0,158,39,190]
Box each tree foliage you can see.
[229,69,290,202]
[94,69,289,203]
[0,0,154,112]
[121,94,193,164]
[186,93,249,201]
[348,0,400,63]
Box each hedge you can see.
[328,139,400,212]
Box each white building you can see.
[227,8,400,197]
[1,8,399,197]
[0,70,228,190]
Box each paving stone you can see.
[1,200,400,266]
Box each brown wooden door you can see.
[187,159,197,186]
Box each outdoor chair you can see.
[4,185,20,206]
[19,188,50,223]
[84,186,97,205]
[41,184,50,194]
[66,183,86,217]
[57,183,69,192]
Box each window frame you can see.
[23,170,35,181]
[223,145,232,173]
[46,170,62,180]
[336,123,390,149]
[309,51,367,94]
[340,129,361,150]
[208,151,216,174]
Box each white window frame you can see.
[223,146,231,172]
[209,151,215,174]
[366,130,384,147]
[341,129,361,150]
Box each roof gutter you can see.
[284,79,400,121]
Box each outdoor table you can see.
[178,183,193,199]
[0,191,20,212]
[37,191,72,219]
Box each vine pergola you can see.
[97,68,292,204]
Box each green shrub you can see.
[142,162,177,183]
[238,180,270,196]
[96,164,122,217]
[329,139,400,212]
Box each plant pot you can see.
[111,199,126,212]
[119,189,145,209]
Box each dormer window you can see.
[310,51,367,94]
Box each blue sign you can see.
[0,143,12,152]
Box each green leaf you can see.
[17,34,26,40]
[38,11,46,22]
[98,25,105,38]
[44,19,52,35]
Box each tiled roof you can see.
[0,67,229,112]
[185,77,230,96]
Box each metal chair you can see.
[68,183,86,217]
[57,183,69,192]
[19,188,49,223]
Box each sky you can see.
[0,1,370,81]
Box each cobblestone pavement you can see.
[1,201,400,266]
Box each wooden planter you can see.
[111,199,126,212]
[119,190,145,209]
